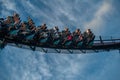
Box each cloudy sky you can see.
[0,0,120,80]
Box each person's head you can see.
[86,29,91,33]
[41,23,47,29]
[54,26,59,31]
[28,20,34,25]
[6,16,13,23]
[42,23,46,26]
[22,22,27,26]
[7,16,11,20]
[13,13,19,17]
[28,16,31,19]
[64,27,69,31]
[28,16,33,22]
[75,29,80,33]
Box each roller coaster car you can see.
[52,38,61,46]
[0,28,9,39]
[0,33,120,53]
[0,38,7,49]
[62,40,73,48]
[51,32,61,46]
[8,29,19,38]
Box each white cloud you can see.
[86,52,120,80]
[0,46,53,80]
[84,1,112,31]
[1,0,18,16]
[3,0,17,11]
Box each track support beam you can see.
[41,48,48,53]
[55,49,61,53]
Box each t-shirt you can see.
[67,35,72,40]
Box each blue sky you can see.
[0,0,120,80]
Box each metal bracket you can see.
[94,50,99,53]
[80,50,86,53]
[99,36,103,44]
[41,48,48,53]
[0,39,6,49]
[67,49,73,54]
[55,49,61,53]
[15,43,22,48]
[30,46,36,51]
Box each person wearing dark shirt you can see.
[83,29,95,46]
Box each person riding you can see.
[41,23,48,32]
[13,13,20,23]
[17,22,29,37]
[27,16,35,29]
[5,13,21,32]
[72,29,83,47]
[0,18,6,38]
[83,29,95,46]
[4,16,14,27]
[33,23,48,43]
[49,26,61,46]
[0,18,4,29]
[13,13,21,29]
[73,29,80,41]
[52,26,60,39]
[61,27,73,46]
[61,27,70,38]
[0,16,14,37]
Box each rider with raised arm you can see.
[27,16,35,29]
[17,22,29,37]
[33,23,49,44]
[13,13,21,28]
[4,13,21,32]
[26,16,36,34]
[0,18,4,29]
[0,18,5,38]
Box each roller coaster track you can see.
[0,36,120,54]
